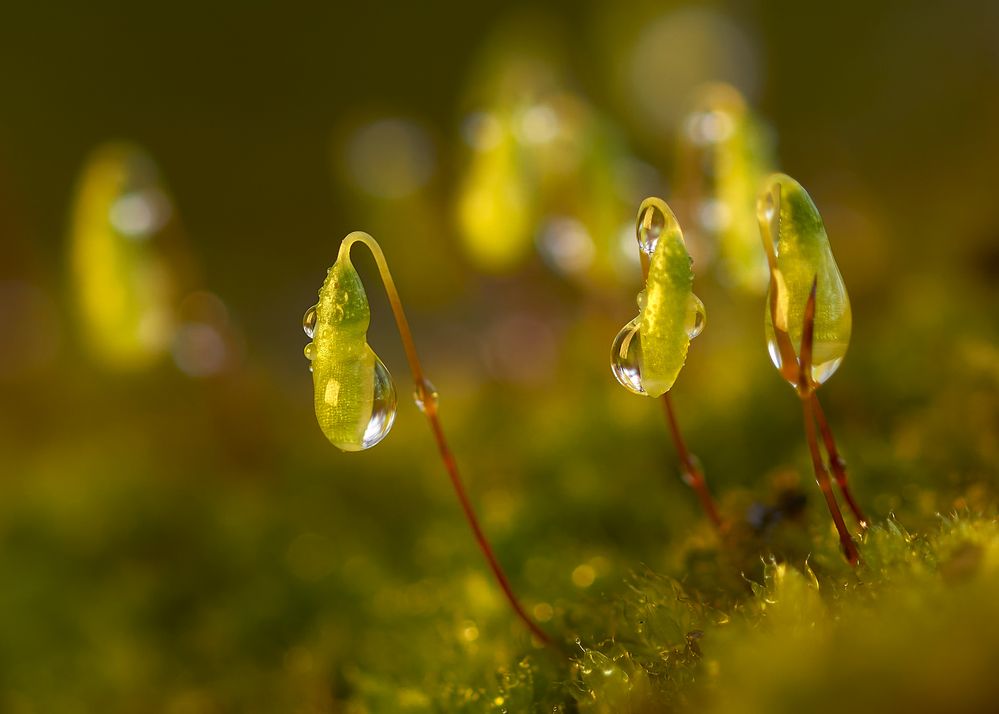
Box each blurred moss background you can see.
[0,1,997,712]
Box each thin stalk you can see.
[798,280,859,566]
[339,232,554,647]
[662,394,723,529]
[802,397,859,565]
[638,209,723,531]
[811,394,868,529]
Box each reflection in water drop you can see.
[303,342,317,361]
[353,357,397,451]
[302,304,318,338]
[685,294,706,339]
[313,351,397,452]
[610,317,645,395]
[413,377,439,414]
[637,203,666,255]
[765,308,847,386]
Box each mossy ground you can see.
[1,275,996,712]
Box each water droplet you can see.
[636,289,647,311]
[610,317,645,395]
[322,355,397,452]
[761,190,777,224]
[685,294,706,339]
[303,304,318,338]
[413,377,439,413]
[637,204,666,255]
[303,342,317,361]
[765,305,847,386]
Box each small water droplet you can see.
[636,289,647,311]
[303,304,318,338]
[413,377,439,413]
[762,191,777,223]
[303,342,317,361]
[685,294,706,339]
[637,204,666,255]
[610,317,645,395]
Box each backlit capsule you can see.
[758,173,851,386]
[611,199,705,397]
[305,255,397,451]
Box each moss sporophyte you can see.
[757,173,868,565]
[611,198,723,530]
[303,231,554,647]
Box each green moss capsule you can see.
[304,254,396,451]
[758,173,851,386]
[611,199,705,398]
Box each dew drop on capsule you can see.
[303,304,318,338]
[636,202,666,256]
[685,294,706,339]
[355,356,398,450]
[304,342,317,361]
[413,377,439,414]
[610,317,645,395]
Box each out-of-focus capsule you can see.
[68,142,186,370]
[456,114,536,272]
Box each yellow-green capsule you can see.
[758,173,851,386]
[304,254,396,451]
[611,199,705,398]
[456,114,536,272]
[68,142,185,370]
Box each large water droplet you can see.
[765,307,848,387]
[610,317,645,395]
[323,356,397,452]
[685,294,706,339]
[413,377,439,414]
[355,357,397,450]
[303,304,318,338]
[637,204,666,256]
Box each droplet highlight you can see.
[636,202,666,256]
[685,294,706,339]
[413,377,439,414]
[303,304,318,338]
